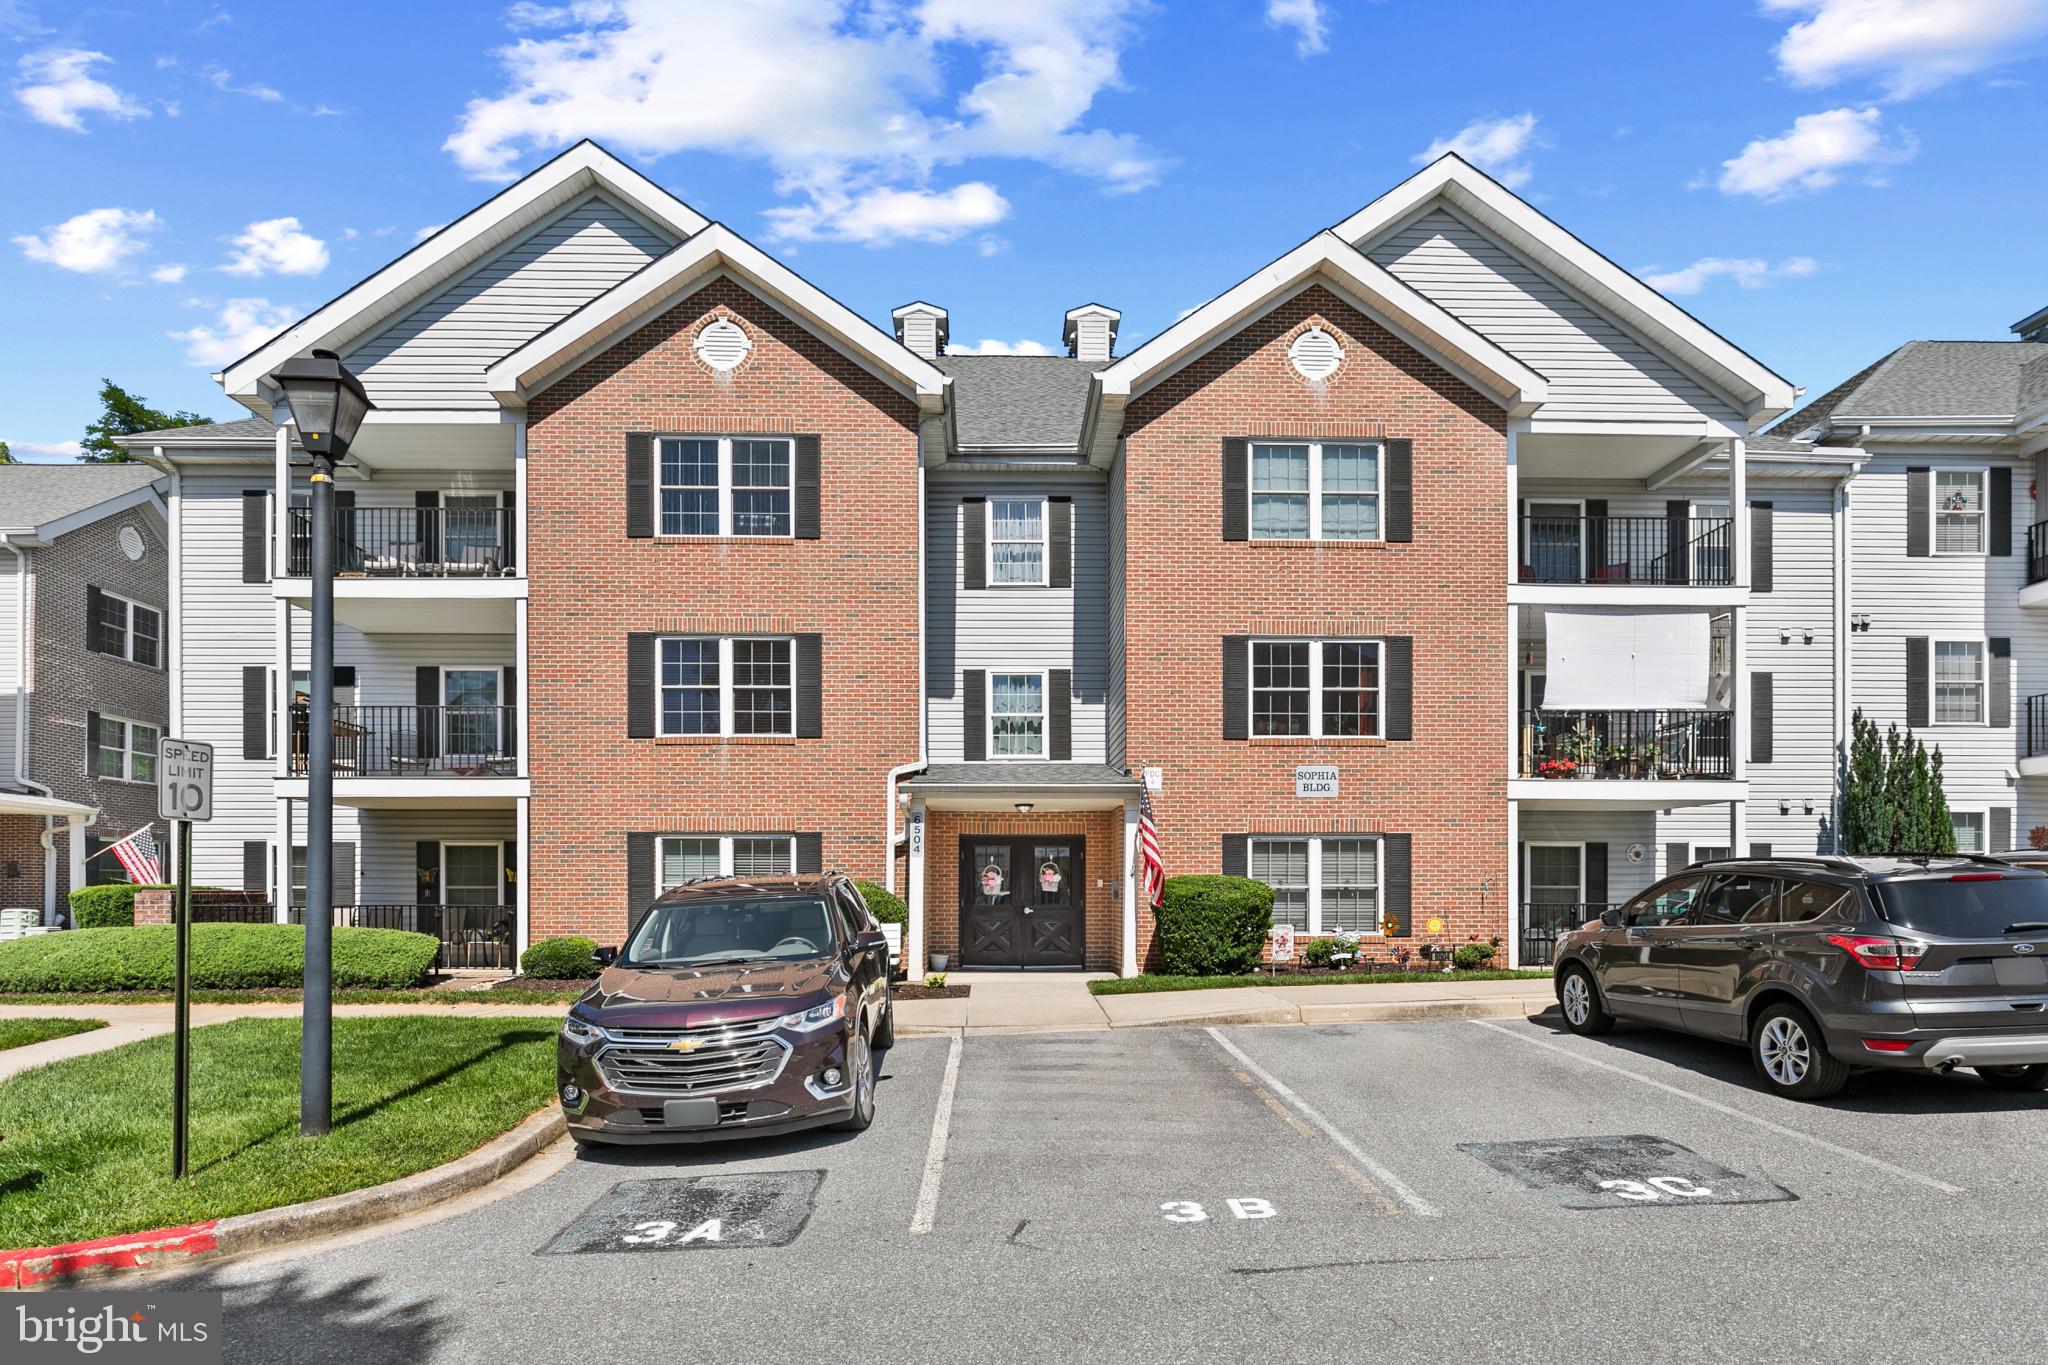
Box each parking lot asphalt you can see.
[168,1010,2048,1364]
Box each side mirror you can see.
[854,930,888,955]
[592,946,617,967]
[1600,908,1623,930]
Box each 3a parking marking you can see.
[539,1172,821,1254]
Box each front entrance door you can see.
[961,837,1083,967]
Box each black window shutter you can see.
[1664,499,1689,584]
[242,490,268,583]
[1666,841,1690,875]
[1748,843,1772,861]
[1991,637,2012,728]
[332,841,356,906]
[962,498,987,590]
[416,666,440,760]
[502,839,517,907]
[332,666,356,688]
[1991,467,2012,556]
[1751,501,1773,593]
[626,633,656,739]
[794,435,822,540]
[1221,636,1249,740]
[1905,636,1930,728]
[1221,438,1248,541]
[1906,467,1930,558]
[84,584,104,655]
[1584,499,1607,576]
[795,832,824,875]
[501,665,518,757]
[1384,439,1413,543]
[795,633,823,739]
[242,665,268,760]
[1992,808,2013,854]
[1750,671,1774,764]
[333,488,356,575]
[416,841,441,904]
[501,490,517,570]
[963,670,987,761]
[414,491,441,564]
[242,841,268,895]
[1221,834,1248,878]
[1049,497,1073,588]
[1382,833,1412,935]
[85,709,101,776]
[625,433,654,538]
[625,833,654,935]
[1383,637,1414,741]
[1049,668,1072,760]
[1584,843,1608,908]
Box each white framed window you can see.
[442,842,506,906]
[988,498,1047,586]
[1691,500,1732,584]
[92,589,161,667]
[441,667,504,757]
[95,714,159,783]
[1950,809,1988,855]
[1932,468,1987,555]
[658,636,794,737]
[990,671,1047,759]
[656,835,797,891]
[1524,843,1587,907]
[657,436,792,538]
[1690,845,1732,867]
[1933,638,1987,725]
[1249,441,1382,541]
[1250,639,1381,738]
[1251,835,1382,935]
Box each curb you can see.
[895,994,1557,1036]
[0,1106,566,1290]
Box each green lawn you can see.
[0,989,582,1007]
[1090,968,1552,995]
[0,1016,558,1250]
[0,1017,107,1052]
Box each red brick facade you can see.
[1119,286,1509,969]
[0,816,43,912]
[525,277,922,944]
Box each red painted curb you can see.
[0,1221,220,1290]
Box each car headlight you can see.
[779,997,846,1033]
[561,1015,606,1047]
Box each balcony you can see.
[1519,901,1612,967]
[2023,694,2048,777]
[288,505,516,578]
[1518,514,1733,587]
[1519,708,1732,780]
[288,903,517,969]
[289,704,517,778]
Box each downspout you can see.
[885,455,930,893]
[1833,475,1851,851]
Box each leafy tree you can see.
[80,380,214,463]
[0,439,13,465]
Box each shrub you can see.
[1300,936,1338,969]
[520,935,600,980]
[1155,875,1274,976]
[855,880,907,925]
[67,884,171,930]
[0,924,439,993]
[1451,942,1499,971]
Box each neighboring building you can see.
[0,463,169,920]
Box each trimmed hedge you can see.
[67,884,171,930]
[0,924,439,993]
[520,935,600,980]
[1154,875,1274,976]
[855,881,907,925]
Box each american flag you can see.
[1137,784,1165,909]
[104,827,164,885]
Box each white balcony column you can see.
[1121,799,1141,978]
[273,420,291,576]
[904,799,927,976]
[513,415,529,573]
[1504,422,1521,584]
[514,598,530,778]
[1505,799,1522,969]
[1729,799,1747,860]
[1507,605,1521,778]
[1730,436,1748,588]
[274,797,292,923]
[1730,604,1747,782]
[515,795,531,956]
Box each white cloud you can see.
[1715,106,1915,198]
[4,438,82,460]
[1765,0,2048,99]
[203,64,282,102]
[1640,255,1819,296]
[13,207,159,273]
[1265,0,1327,55]
[946,338,1054,356]
[169,297,296,367]
[13,48,148,131]
[446,0,1162,242]
[1416,112,1544,189]
[150,263,188,283]
[220,216,329,276]
[411,223,446,244]
[764,181,1008,245]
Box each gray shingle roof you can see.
[904,762,1139,790]
[935,356,1105,449]
[1771,341,2048,436]
[1743,433,1825,454]
[2021,353,2048,412]
[114,417,276,447]
[0,464,162,531]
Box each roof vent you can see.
[694,318,752,373]
[1289,326,1343,381]
[892,301,949,360]
[1063,303,1120,362]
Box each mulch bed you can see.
[490,976,595,992]
[893,982,971,1000]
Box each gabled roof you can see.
[1336,155,1798,423]
[216,141,711,412]
[116,417,278,448]
[936,356,1105,450]
[1772,341,2048,437]
[0,463,164,538]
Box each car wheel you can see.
[831,1027,875,1132]
[872,988,897,1049]
[1976,1064,2048,1091]
[1750,1002,1849,1101]
[1557,965,1614,1036]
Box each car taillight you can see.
[1950,873,2005,882]
[1861,1038,1913,1053]
[1825,933,1928,971]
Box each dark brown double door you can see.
[961,837,1083,968]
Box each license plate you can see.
[663,1097,722,1129]
[1993,956,2048,988]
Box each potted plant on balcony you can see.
[1535,757,1577,779]
[1567,724,1601,778]
[1633,741,1662,779]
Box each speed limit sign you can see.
[157,738,215,822]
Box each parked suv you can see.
[557,873,895,1145]
[1552,855,2048,1100]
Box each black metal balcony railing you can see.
[1520,902,1613,967]
[288,903,516,970]
[289,703,517,777]
[1519,515,1734,587]
[287,506,516,578]
[2027,693,2048,759]
[1519,708,1734,780]
[2029,521,2048,586]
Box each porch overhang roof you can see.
[904,763,1142,809]
[0,791,99,821]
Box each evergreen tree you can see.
[1880,723,1912,854]
[80,380,214,463]
[1903,740,1933,852]
[1841,710,1886,853]
[0,439,14,465]
[1926,746,1957,855]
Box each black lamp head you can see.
[273,348,373,460]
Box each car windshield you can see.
[622,897,839,967]
[1872,876,2048,939]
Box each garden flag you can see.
[1138,787,1165,909]
[102,826,163,884]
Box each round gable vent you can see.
[118,525,146,561]
[694,318,752,373]
[1288,326,1343,381]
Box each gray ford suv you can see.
[1552,855,2048,1100]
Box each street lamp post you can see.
[272,348,372,1138]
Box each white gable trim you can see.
[217,142,710,410]
[1,482,167,542]
[486,223,947,408]
[1337,155,1796,423]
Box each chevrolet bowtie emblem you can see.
[667,1038,705,1052]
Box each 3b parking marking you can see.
[1160,1199,1278,1224]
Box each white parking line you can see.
[909,1031,964,1235]
[1206,1028,1441,1217]
[1469,1020,1965,1195]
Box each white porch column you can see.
[66,815,87,905]
[513,416,530,573]
[274,797,292,923]
[515,598,530,778]
[1730,437,1748,588]
[1730,604,1747,782]
[904,799,927,975]
[1730,799,1747,860]
[515,795,531,956]
[1121,799,1140,978]
[43,820,58,923]
[1505,798,1521,969]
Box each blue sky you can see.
[4,0,2047,460]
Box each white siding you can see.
[0,548,23,780]
[1368,208,1740,424]
[342,194,675,410]
[357,808,516,904]
[1105,454,1128,766]
[1520,809,1659,906]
